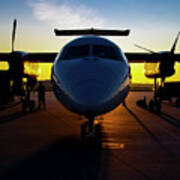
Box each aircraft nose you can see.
[72,80,108,109]
[53,59,129,115]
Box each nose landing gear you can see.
[81,116,102,142]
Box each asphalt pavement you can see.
[0,92,180,180]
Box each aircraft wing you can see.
[1,52,180,63]
[0,52,57,63]
[173,54,180,62]
[23,53,57,62]
[0,52,154,63]
[125,52,180,63]
[0,53,11,61]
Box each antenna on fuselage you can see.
[54,28,130,36]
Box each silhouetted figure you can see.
[21,88,30,113]
[27,76,37,91]
[22,85,35,113]
[37,82,46,109]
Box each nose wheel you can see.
[81,117,102,141]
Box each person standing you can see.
[37,82,46,109]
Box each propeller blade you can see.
[170,32,180,54]
[134,44,157,54]
[12,19,17,52]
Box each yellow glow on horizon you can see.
[144,62,160,76]
[36,63,53,81]
[130,63,180,84]
[0,61,9,70]
[35,63,179,84]
[24,62,40,77]
[0,61,180,83]
[24,62,53,81]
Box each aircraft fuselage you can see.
[52,36,130,118]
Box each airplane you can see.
[0,19,180,137]
[135,32,180,112]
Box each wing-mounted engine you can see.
[135,32,180,79]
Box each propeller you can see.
[10,19,27,58]
[134,32,180,79]
[134,44,157,54]
[12,19,17,52]
[170,32,180,54]
[7,19,39,95]
[134,32,180,57]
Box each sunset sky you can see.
[0,0,180,83]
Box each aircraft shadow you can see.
[159,112,180,129]
[123,102,173,156]
[0,111,25,124]
[0,108,41,125]
[0,136,103,180]
[136,102,180,129]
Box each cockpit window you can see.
[60,45,90,60]
[92,45,120,60]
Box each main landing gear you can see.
[137,78,162,113]
[149,78,162,113]
[81,116,102,141]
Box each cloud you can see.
[28,0,106,28]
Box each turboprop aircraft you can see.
[0,19,180,137]
[52,29,131,136]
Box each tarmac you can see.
[0,91,180,180]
